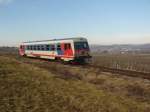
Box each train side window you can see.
[51,45,55,51]
[46,45,50,51]
[27,46,30,50]
[34,45,37,50]
[30,46,33,50]
[41,45,44,51]
[37,45,40,50]
[44,45,47,51]
[57,44,61,50]
[27,46,29,50]
[32,46,34,50]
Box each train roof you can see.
[23,37,87,43]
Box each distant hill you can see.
[90,44,150,54]
[1,44,150,54]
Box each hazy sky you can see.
[0,0,150,46]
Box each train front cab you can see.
[73,41,92,63]
[55,41,91,64]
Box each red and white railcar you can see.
[19,37,91,63]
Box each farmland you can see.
[92,54,150,73]
[0,48,150,112]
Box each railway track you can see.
[23,56,150,80]
[86,64,150,80]
[20,56,150,80]
[3,53,150,81]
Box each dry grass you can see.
[0,55,150,112]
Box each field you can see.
[0,49,150,112]
[93,54,150,72]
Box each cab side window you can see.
[68,44,71,49]
[64,43,71,50]
[20,45,23,49]
[20,45,25,49]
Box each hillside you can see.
[1,43,150,55]
[0,54,150,112]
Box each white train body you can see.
[19,37,91,63]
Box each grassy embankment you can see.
[0,55,149,112]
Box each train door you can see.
[56,43,64,56]
[64,43,73,57]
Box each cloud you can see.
[0,0,14,5]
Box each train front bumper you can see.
[74,55,92,63]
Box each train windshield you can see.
[74,42,89,50]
